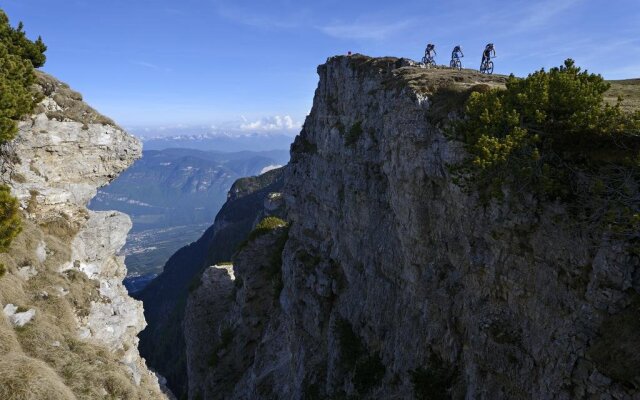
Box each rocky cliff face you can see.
[0,72,167,399]
[184,55,640,399]
[138,167,285,398]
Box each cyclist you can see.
[451,45,464,69]
[424,43,436,64]
[451,45,464,62]
[481,43,495,70]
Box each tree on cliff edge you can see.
[0,9,47,142]
[459,59,640,247]
[0,8,47,252]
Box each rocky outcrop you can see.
[0,71,166,399]
[184,227,289,400]
[183,264,236,399]
[138,167,285,398]
[186,55,640,399]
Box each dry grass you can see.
[26,190,39,215]
[0,216,163,399]
[34,71,116,127]
[0,315,20,356]
[44,208,88,239]
[605,79,640,113]
[0,353,76,400]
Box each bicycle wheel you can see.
[487,61,494,74]
[455,59,462,71]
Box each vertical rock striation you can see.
[138,167,285,398]
[184,55,640,399]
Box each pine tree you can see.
[0,8,48,252]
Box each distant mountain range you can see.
[137,132,296,152]
[88,148,289,283]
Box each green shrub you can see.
[456,59,640,241]
[0,185,21,252]
[246,217,287,242]
[0,10,46,143]
[0,10,46,252]
[459,59,640,195]
[0,13,47,68]
[236,216,287,252]
[255,216,286,231]
[345,121,363,146]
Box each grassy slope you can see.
[606,79,640,113]
[0,219,161,400]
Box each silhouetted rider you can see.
[424,43,436,63]
[482,43,495,66]
[451,45,464,61]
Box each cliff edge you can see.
[184,55,640,399]
[0,71,167,399]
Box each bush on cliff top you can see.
[246,216,287,242]
[461,59,640,189]
[236,216,288,253]
[0,9,47,253]
[0,9,46,143]
[457,59,640,244]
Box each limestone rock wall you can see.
[189,56,640,399]
[0,71,167,399]
[138,167,285,399]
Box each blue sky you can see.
[2,0,639,134]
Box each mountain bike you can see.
[480,57,494,74]
[422,55,436,69]
[450,57,462,71]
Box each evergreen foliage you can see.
[0,184,21,252]
[0,9,46,143]
[0,9,47,252]
[0,13,47,67]
[246,216,287,242]
[457,59,640,244]
[461,59,640,193]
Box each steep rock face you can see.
[184,227,289,400]
[0,72,166,398]
[193,56,640,399]
[183,263,236,399]
[138,167,285,398]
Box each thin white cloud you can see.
[516,0,582,32]
[212,0,413,40]
[213,1,309,29]
[483,0,584,37]
[239,115,299,132]
[320,19,414,40]
[603,64,640,80]
[131,61,173,73]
